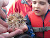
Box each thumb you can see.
[0,35,5,38]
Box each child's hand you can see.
[0,24,7,34]
[0,0,9,34]
[0,29,23,38]
[0,0,9,7]
[19,24,28,32]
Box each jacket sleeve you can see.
[25,15,35,38]
[7,1,19,16]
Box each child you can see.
[25,0,50,38]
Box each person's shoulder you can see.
[15,0,21,3]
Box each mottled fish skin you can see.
[6,13,27,31]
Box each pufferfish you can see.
[6,13,27,31]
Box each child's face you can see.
[32,0,50,16]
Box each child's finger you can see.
[7,28,13,32]
[1,29,23,38]
[0,24,7,34]
[15,28,18,30]
[0,19,8,28]
[0,8,6,19]
[0,35,5,38]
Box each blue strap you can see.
[25,15,35,38]
[26,25,35,38]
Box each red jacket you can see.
[27,10,50,38]
[7,0,32,17]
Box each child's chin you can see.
[35,13,41,16]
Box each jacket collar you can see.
[21,0,28,4]
[44,10,50,19]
